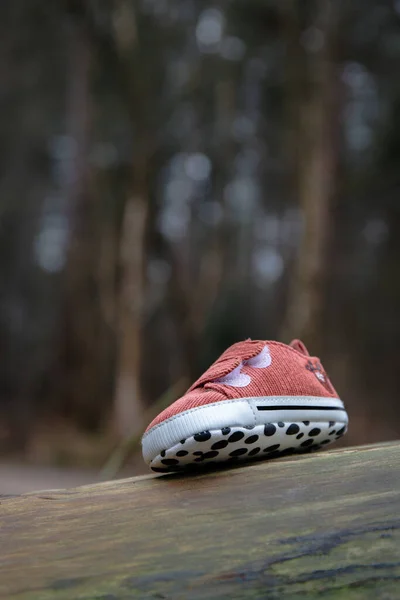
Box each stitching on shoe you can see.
[248,398,257,426]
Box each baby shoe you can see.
[142,339,348,472]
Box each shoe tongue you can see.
[289,339,310,356]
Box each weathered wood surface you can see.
[1,443,399,600]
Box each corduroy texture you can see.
[145,339,338,432]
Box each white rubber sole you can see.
[142,396,348,472]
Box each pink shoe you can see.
[142,339,348,472]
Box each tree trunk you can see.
[55,9,117,431]
[281,0,340,351]
[113,194,148,437]
[110,2,150,437]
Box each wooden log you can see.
[1,442,399,599]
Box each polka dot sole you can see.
[149,421,348,473]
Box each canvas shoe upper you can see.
[142,339,348,472]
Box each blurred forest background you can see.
[1,0,399,489]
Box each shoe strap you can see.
[187,339,265,393]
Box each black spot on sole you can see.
[264,444,280,452]
[309,428,321,437]
[228,431,245,443]
[211,440,229,450]
[245,435,259,444]
[286,424,300,435]
[194,431,211,442]
[203,451,219,459]
[300,439,314,448]
[264,423,276,436]
[248,447,261,456]
[229,448,248,457]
